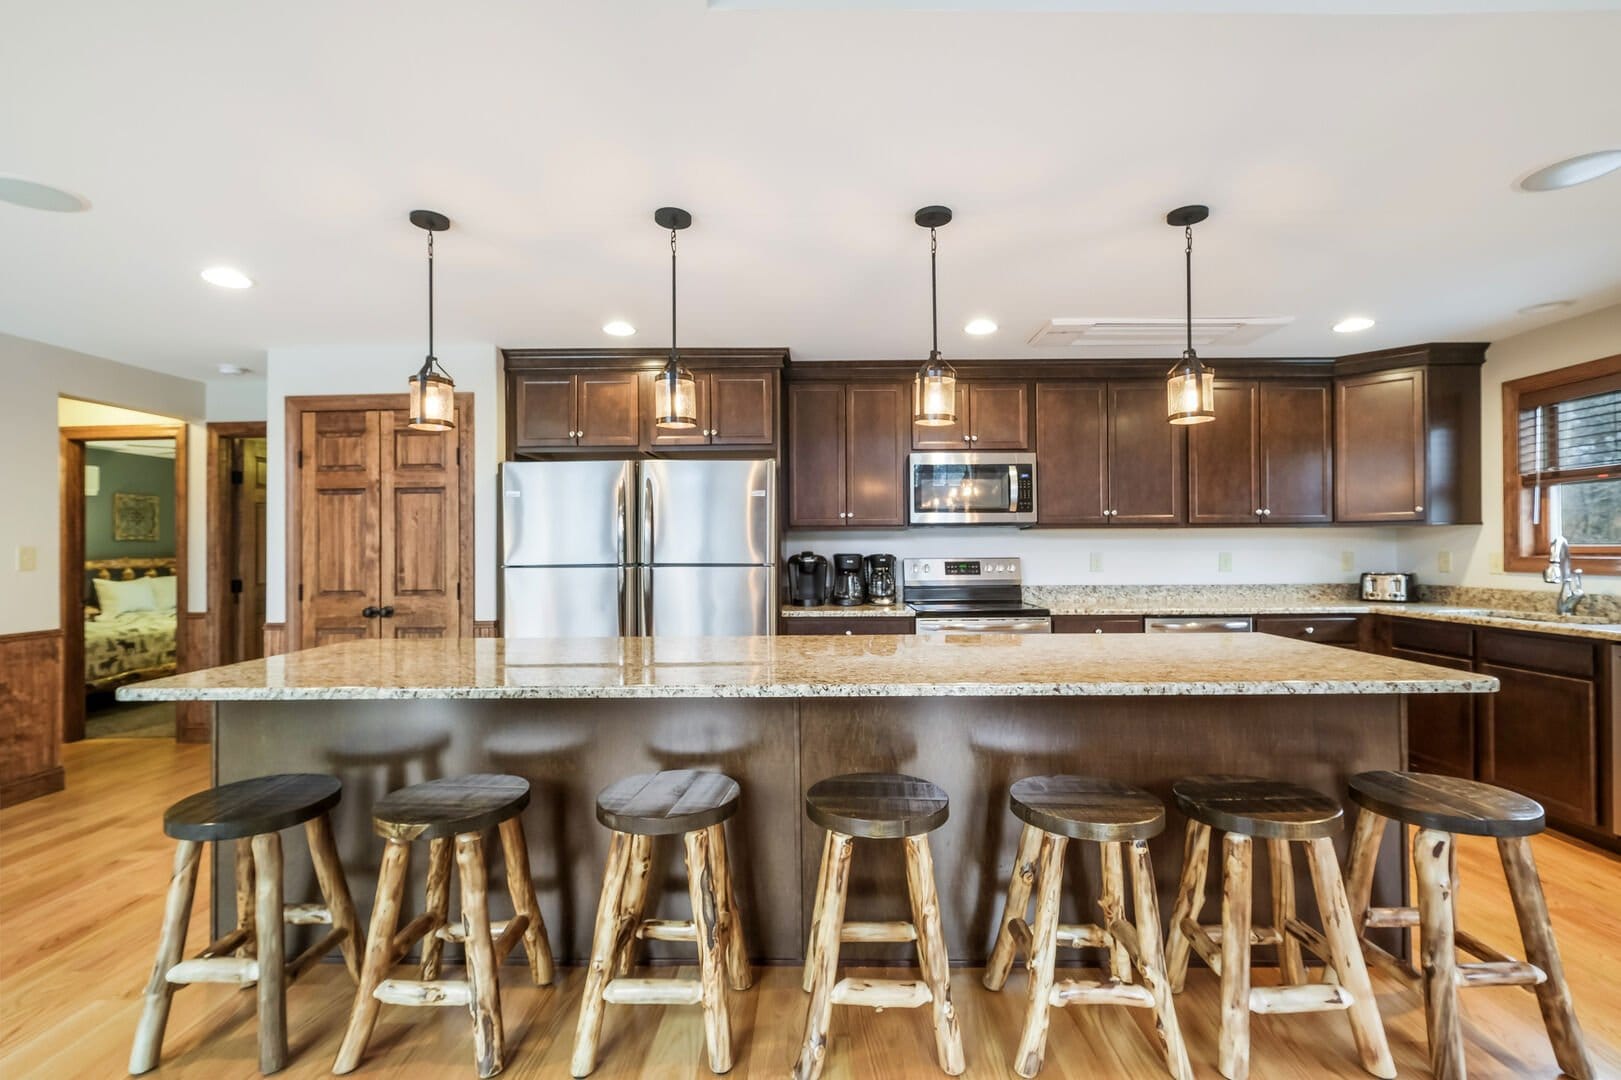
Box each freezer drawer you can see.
[502,460,634,567]
[640,566,774,637]
[503,567,631,637]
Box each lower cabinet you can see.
[1052,615,1143,634]
[1254,614,1362,648]
[780,616,916,635]
[1393,646,1478,779]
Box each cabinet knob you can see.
[1304,626,1315,635]
[1263,509,1272,517]
[1415,505,1424,512]
[844,629,853,635]
[1093,628,1104,634]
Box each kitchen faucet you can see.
[1544,535,1585,616]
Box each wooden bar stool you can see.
[1344,770,1596,1080]
[1163,775,1394,1080]
[130,773,362,1075]
[572,770,750,1078]
[334,774,552,1079]
[983,776,1193,1080]
[795,772,964,1080]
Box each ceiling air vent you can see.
[1028,316,1293,348]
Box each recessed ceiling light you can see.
[1518,150,1621,192]
[0,176,91,212]
[1519,300,1574,316]
[201,266,254,289]
[602,320,636,337]
[216,364,250,376]
[964,318,998,336]
[1333,316,1375,333]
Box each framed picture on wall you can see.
[113,492,160,541]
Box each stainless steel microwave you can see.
[908,452,1037,525]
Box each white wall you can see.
[204,377,269,423]
[1399,302,1621,595]
[0,332,207,635]
[264,344,502,624]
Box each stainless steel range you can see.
[902,556,1051,634]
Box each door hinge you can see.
[297,450,304,468]
[298,583,304,602]
[456,581,462,599]
[230,468,244,486]
[456,447,462,465]
[230,578,243,595]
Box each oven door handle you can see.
[917,617,1051,634]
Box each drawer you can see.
[780,616,916,636]
[1388,617,1473,659]
[1052,615,1144,635]
[1476,628,1595,679]
[1255,615,1361,646]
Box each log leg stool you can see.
[982,777,1193,1080]
[129,773,362,1075]
[1344,770,1597,1080]
[1163,775,1394,1080]
[334,774,552,1079]
[572,770,750,1078]
[795,772,965,1080]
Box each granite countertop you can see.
[780,603,914,617]
[120,634,1495,702]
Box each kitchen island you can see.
[124,633,1495,965]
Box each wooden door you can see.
[1392,647,1476,778]
[576,372,641,447]
[378,411,462,639]
[1034,382,1108,525]
[911,382,969,450]
[1335,367,1426,522]
[645,371,710,448]
[229,437,268,662]
[1479,662,1598,826]
[786,383,846,527]
[1259,381,1333,523]
[846,383,910,527]
[299,410,381,646]
[1187,380,1259,524]
[512,373,576,449]
[709,371,777,446]
[967,382,1031,449]
[1107,381,1186,524]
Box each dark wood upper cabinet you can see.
[1258,381,1333,523]
[911,382,968,450]
[1035,382,1108,525]
[576,372,641,447]
[1108,381,1186,525]
[1188,381,1260,524]
[786,382,846,527]
[513,371,639,450]
[966,382,1031,449]
[709,370,777,446]
[512,374,576,449]
[845,383,909,527]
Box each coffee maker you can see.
[831,553,865,606]
[864,553,897,606]
[786,551,831,607]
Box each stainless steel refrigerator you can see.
[501,459,776,637]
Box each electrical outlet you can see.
[1437,550,1453,574]
[1089,551,1103,573]
[1340,550,1355,572]
[1217,552,1233,573]
[15,546,36,572]
[1490,551,1504,573]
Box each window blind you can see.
[1518,380,1621,485]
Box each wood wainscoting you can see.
[0,629,65,806]
[173,613,212,743]
[474,620,499,638]
[263,623,288,657]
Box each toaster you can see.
[1361,572,1416,602]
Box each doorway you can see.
[206,422,269,665]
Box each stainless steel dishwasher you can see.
[1143,616,1254,633]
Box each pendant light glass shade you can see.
[406,210,455,431]
[914,354,958,426]
[1166,354,1215,425]
[654,357,698,428]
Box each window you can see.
[1504,353,1621,573]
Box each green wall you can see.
[85,447,176,560]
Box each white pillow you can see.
[149,575,177,610]
[93,576,158,617]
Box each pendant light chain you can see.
[929,226,939,358]
[426,229,435,361]
[670,226,678,361]
[1183,223,1193,358]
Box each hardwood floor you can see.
[2,738,1618,1078]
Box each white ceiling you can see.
[2,1,1619,382]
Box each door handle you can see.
[362,606,380,619]
[379,606,395,618]
[1009,464,1019,512]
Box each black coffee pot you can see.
[786,551,831,607]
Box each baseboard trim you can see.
[0,765,65,807]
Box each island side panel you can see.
[797,693,1407,965]
[212,697,802,963]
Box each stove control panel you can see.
[903,557,1024,586]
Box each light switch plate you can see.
[1437,550,1453,574]
[1340,550,1355,572]
[1089,552,1103,573]
[16,545,36,572]
[1217,552,1233,572]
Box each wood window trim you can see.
[284,394,475,649]
[1502,352,1621,574]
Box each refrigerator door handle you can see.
[640,567,653,637]
[617,566,628,637]
[640,471,655,567]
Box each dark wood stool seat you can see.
[595,769,740,835]
[163,773,341,842]
[805,772,949,839]
[1173,773,1343,841]
[1348,770,1545,838]
[132,775,361,1075]
[370,773,530,841]
[1010,775,1165,842]
[1344,771,1595,1080]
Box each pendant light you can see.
[653,206,698,429]
[913,205,958,426]
[1165,204,1215,425]
[406,209,456,431]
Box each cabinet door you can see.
[1259,381,1333,523]
[379,409,463,639]
[1335,367,1426,522]
[1034,382,1108,525]
[512,373,577,449]
[1052,615,1143,634]
[968,382,1031,449]
[780,616,916,635]
[1108,381,1186,524]
[912,382,969,449]
[645,371,710,448]
[298,409,382,647]
[709,371,777,446]
[1188,380,1259,524]
[847,383,910,527]
[1392,647,1476,778]
[1479,661,1599,827]
[576,371,641,447]
[786,383,847,527]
